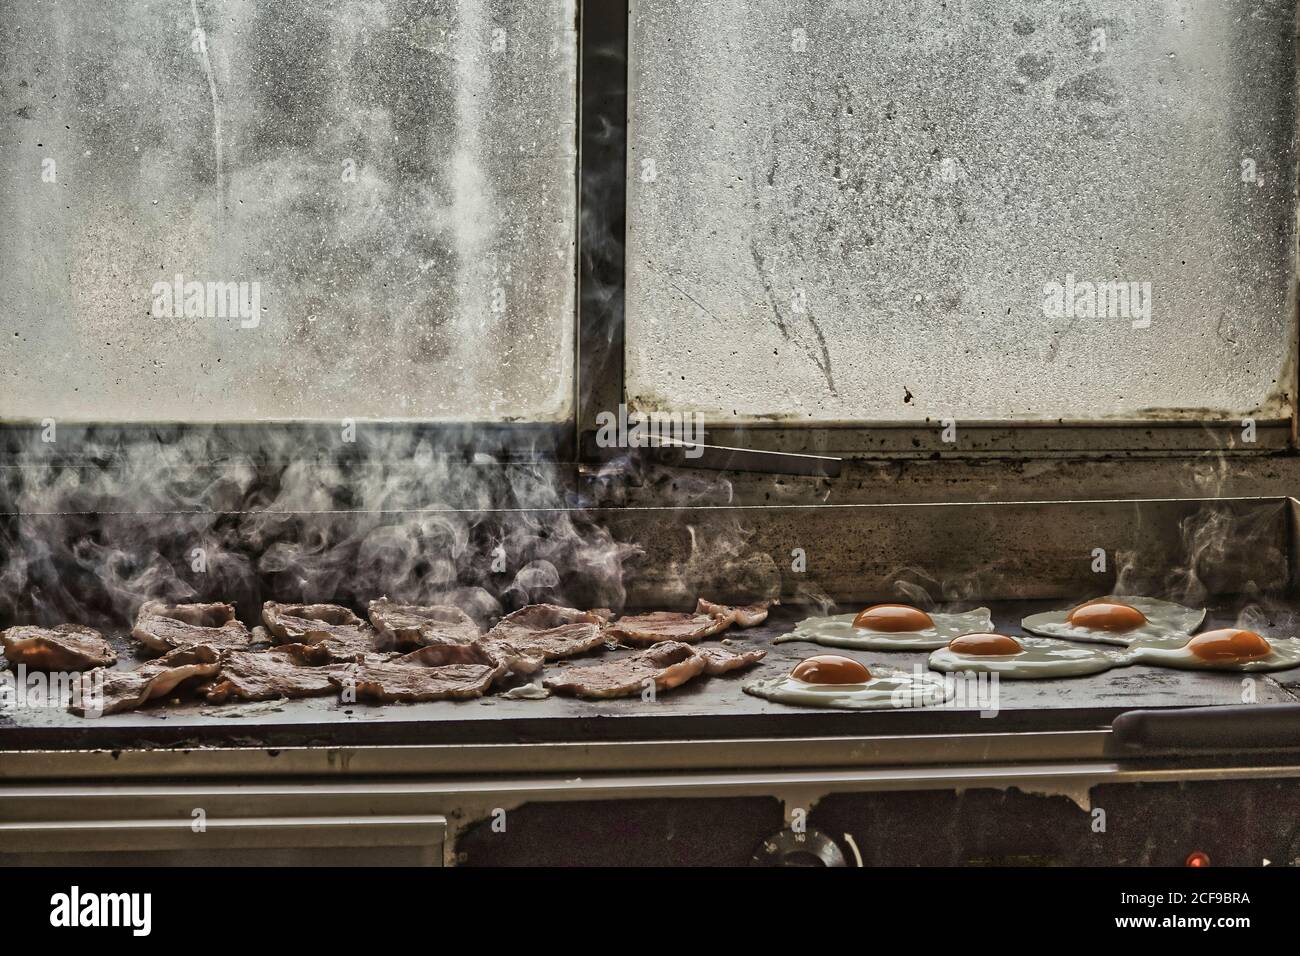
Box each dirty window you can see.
[623,0,1296,424]
[0,0,577,424]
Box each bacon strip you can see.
[487,604,607,660]
[262,602,366,644]
[692,643,767,675]
[204,650,338,704]
[367,598,482,649]
[2,624,116,671]
[72,645,221,716]
[696,598,778,629]
[131,601,251,652]
[544,641,707,699]
[606,611,731,646]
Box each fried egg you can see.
[1125,628,1300,672]
[1020,596,1203,647]
[743,654,952,710]
[928,633,1122,679]
[775,603,993,651]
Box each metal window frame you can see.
[0,4,1293,472]
[576,0,1300,462]
[0,2,590,466]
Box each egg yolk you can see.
[1066,601,1147,632]
[853,604,934,632]
[1186,629,1271,662]
[790,655,872,684]
[948,633,1024,656]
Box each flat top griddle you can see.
[3,602,1298,751]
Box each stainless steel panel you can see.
[0,731,1112,780]
[602,496,1291,605]
[0,814,446,853]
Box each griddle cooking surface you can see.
[3,603,1298,751]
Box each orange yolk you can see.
[853,604,934,632]
[948,633,1024,656]
[1185,629,1271,662]
[1066,601,1147,632]
[790,655,872,685]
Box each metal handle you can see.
[1111,704,1300,754]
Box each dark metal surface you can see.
[1111,704,1300,753]
[576,0,627,444]
[700,421,1294,458]
[3,602,1296,752]
[605,496,1291,606]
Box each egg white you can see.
[1020,595,1204,647]
[775,607,994,652]
[1124,635,1300,672]
[744,667,953,710]
[928,635,1123,679]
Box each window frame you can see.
[576,0,1300,463]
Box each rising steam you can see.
[0,427,640,631]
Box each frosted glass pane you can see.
[0,0,576,423]
[625,0,1296,423]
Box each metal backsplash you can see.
[0,493,1290,626]
[603,496,1294,606]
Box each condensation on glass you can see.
[624,0,1297,423]
[0,0,576,423]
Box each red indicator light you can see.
[1185,851,1210,867]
